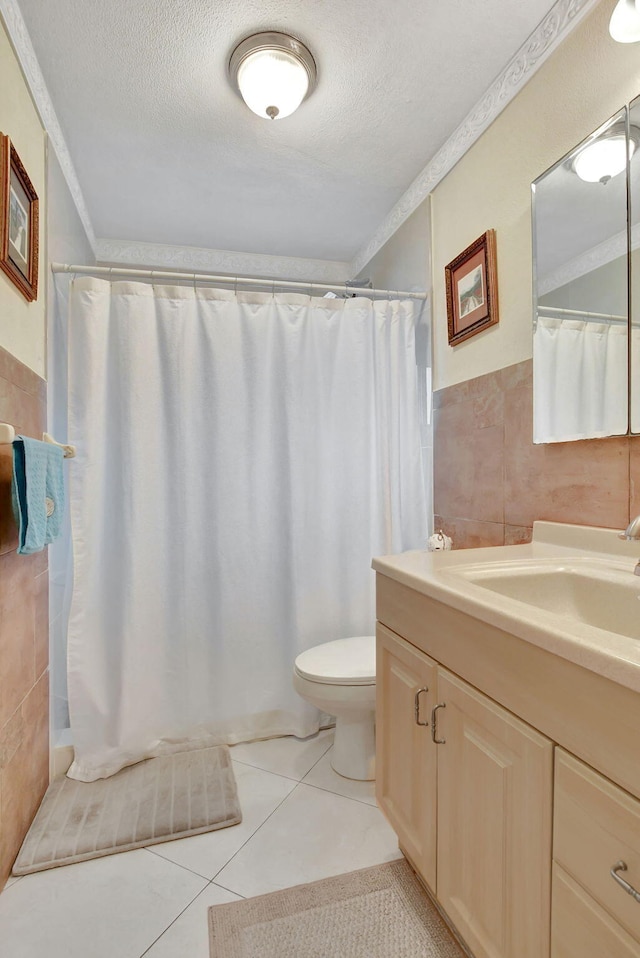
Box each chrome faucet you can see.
[619,516,640,575]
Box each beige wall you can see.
[357,200,431,294]
[0,17,46,377]
[431,0,640,391]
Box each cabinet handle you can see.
[414,687,429,726]
[431,703,446,744]
[611,861,640,903]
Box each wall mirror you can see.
[532,107,632,443]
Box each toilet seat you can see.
[294,635,376,686]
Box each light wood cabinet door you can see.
[551,864,640,958]
[436,668,553,958]
[376,624,437,891]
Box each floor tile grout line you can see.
[1,877,24,894]
[137,877,215,958]
[138,877,247,958]
[142,773,375,894]
[298,741,379,808]
[298,778,378,809]
[142,844,213,883]
[210,879,245,898]
[210,782,302,886]
[229,757,310,783]
[140,740,338,887]
[302,738,335,775]
[230,734,335,784]
[299,742,337,780]
[209,776,382,890]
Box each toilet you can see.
[293,635,376,781]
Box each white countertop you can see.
[372,521,640,695]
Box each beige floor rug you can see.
[208,859,465,958]
[13,745,241,875]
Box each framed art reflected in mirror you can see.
[445,229,498,346]
[0,134,39,302]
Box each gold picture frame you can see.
[0,134,39,302]
[445,230,498,346]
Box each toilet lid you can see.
[294,636,376,686]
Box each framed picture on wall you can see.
[0,134,39,302]
[445,230,498,346]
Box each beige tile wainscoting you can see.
[434,359,637,549]
[0,344,49,890]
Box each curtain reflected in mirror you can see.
[532,107,629,443]
[533,316,627,442]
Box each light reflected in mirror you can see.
[532,108,629,443]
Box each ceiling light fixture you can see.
[609,0,640,42]
[229,32,317,120]
[571,123,639,184]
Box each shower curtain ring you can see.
[310,282,314,299]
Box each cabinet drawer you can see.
[552,864,640,958]
[554,749,640,942]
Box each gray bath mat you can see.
[13,745,241,875]
[208,859,464,957]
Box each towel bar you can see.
[0,423,76,459]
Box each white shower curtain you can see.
[533,315,628,443]
[66,278,428,781]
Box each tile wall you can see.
[0,345,49,890]
[434,359,636,549]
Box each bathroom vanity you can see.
[373,522,640,958]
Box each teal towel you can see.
[12,437,65,555]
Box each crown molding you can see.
[349,0,601,277]
[95,239,351,283]
[0,0,96,252]
[538,221,640,298]
[538,230,625,297]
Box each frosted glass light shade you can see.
[573,135,634,183]
[237,50,309,120]
[229,32,317,121]
[609,0,640,42]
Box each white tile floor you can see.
[0,732,401,958]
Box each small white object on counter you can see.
[428,530,453,551]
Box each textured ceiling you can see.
[17,0,560,263]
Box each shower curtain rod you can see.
[51,263,428,301]
[537,304,626,322]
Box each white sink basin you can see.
[451,558,640,641]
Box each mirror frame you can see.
[531,105,633,443]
